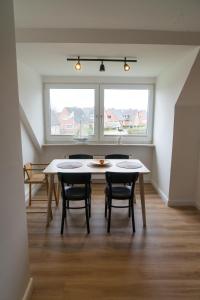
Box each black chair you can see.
[58,172,91,234]
[105,153,137,203]
[69,154,93,159]
[105,154,129,159]
[105,172,139,233]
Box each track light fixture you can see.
[67,57,137,72]
[99,61,105,72]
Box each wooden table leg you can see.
[46,174,54,227]
[139,173,146,228]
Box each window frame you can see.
[44,83,99,143]
[44,83,154,144]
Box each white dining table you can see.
[43,159,150,227]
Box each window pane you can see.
[104,89,149,136]
[50,89,95,136]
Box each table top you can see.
[43,159,150,175]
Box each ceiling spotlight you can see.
[75,56,81,71]
[124,57,130,71]
[99,61,105,72]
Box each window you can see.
[100,85,153,143]
[44,83,154,143]
[44,84,98,142]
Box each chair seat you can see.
[64,186,88,200]
[105,185,131,199]
[24,173,46,183]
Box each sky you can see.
[50,88,149,112]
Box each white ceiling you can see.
[14,0,200,32]
[16,43,196,77]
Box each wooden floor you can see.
[27,184,200,300]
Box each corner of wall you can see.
[152,47,199,205]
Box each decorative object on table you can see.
[89,159,111,167]
[116,161,142,169]
[57,162,83,169]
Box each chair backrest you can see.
[105,154,129,159]
[58,172,91,185]
[105,172,139,198]
[58,172,91,200]
[68,154,93,159]
[24,163,32,180]
[106,172,138,185]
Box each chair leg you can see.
[107,198,112,233]
[105,194,108,218]
[61,202,66,235]
[131,199,135,233]
[128,198,131,217]
[85,199,90,234]
[29,183,32,206]
[88,194,91,218]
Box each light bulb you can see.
[75,57,81,70]
[124,57,130,71]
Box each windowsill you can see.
[42,143,155,147]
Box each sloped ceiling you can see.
[16,43,197,77]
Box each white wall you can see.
[169,51,200,206]
[21,122,40,200]
[0,1,30,299]
[152,48,198,202]
[17,61,44,202]
[17,60,44,145]
[43,76,156,84]
[21,122,40,165]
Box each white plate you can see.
[57,162,83,169]
[116,161,142,169]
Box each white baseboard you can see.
[25,184,42,205]
[151,179,168,205]
[22,277,33,300]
